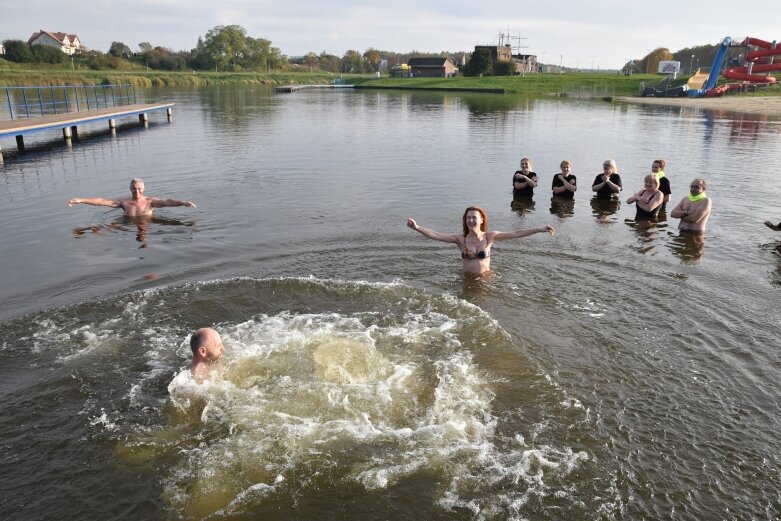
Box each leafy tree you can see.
[341,50,366,73]
[84,50,108,70]
[463,48,493,76]
[303,52,319,69]
[31,44,67,64]
[197,25,248,70]
[190,25,284,71]
[363,48,381,72]
[138,42,153,53]
[318,52,341,73]
[108,41,132,59]
[640,48,673,74]
[144,46,187,71]
[2,40,35,63]
[493,60,516,76]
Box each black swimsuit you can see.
[635,189,661,219]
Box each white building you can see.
[28,30,83,55]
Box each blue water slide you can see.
[688,36,732,97]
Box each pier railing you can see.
[2,84,138,120]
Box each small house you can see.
[407,57,456,78]
[28,30,83,55]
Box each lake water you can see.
[1,85,780,520]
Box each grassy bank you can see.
[348,73,659,97]
[349,73,781,98]
[2,62,778,98]
[0,63,344,87]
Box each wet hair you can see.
[653,159,666,170]
[560,160,571,169]
[693,178,706,190]
[190,328,209,353]
[644,174,660,189]
[604,159,618,173]
[462,206,488,236]
[520,157,532,168]
[130,178,144,188]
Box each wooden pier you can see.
[273,84,355,93]
[0,102,174,162]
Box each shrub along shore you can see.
[1,63,778,100]
[0,66,344,88]
[0,61,674,96]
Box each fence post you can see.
[64,87,69,113]
[37,87,44,116]
[22,89,30,118]
[75,86,80,112]
[5,88,14,120]
[50,86,57,115]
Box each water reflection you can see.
[624,218,667,255]
[72,215,194,248]
[458,93,536,117]
[198,84,278,127]
[510,197,536,216]
[666,231,706,262]
[590,197,620,223]
[549,196,575,218]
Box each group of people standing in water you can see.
[509,157,712,230]
[407,157,715,275]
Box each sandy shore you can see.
[613,96,781,117]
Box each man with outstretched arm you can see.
[68,178,196,217]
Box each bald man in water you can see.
[670,178,712,232]
[68,178,196,217]
[190,327,225,382]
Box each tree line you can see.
[3,25,745,76]
[625,43,745,75]
[1,25,464,74]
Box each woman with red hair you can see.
[407,206,555,274]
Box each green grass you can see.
[348,73,661,97]
[2,59,778,97]
[349,72,781,98]
[0,62,350,87]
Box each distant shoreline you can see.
[612,96,781,117]
[354,85,504,94]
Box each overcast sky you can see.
[3,1,779,69]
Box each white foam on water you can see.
[58,324,124,362]
[28,318,72,354]
[36,277,587,518]
[147,307,587,518]
[89,409,119,432]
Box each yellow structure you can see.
[687,68,710,90]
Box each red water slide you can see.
[723,37,781,84]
